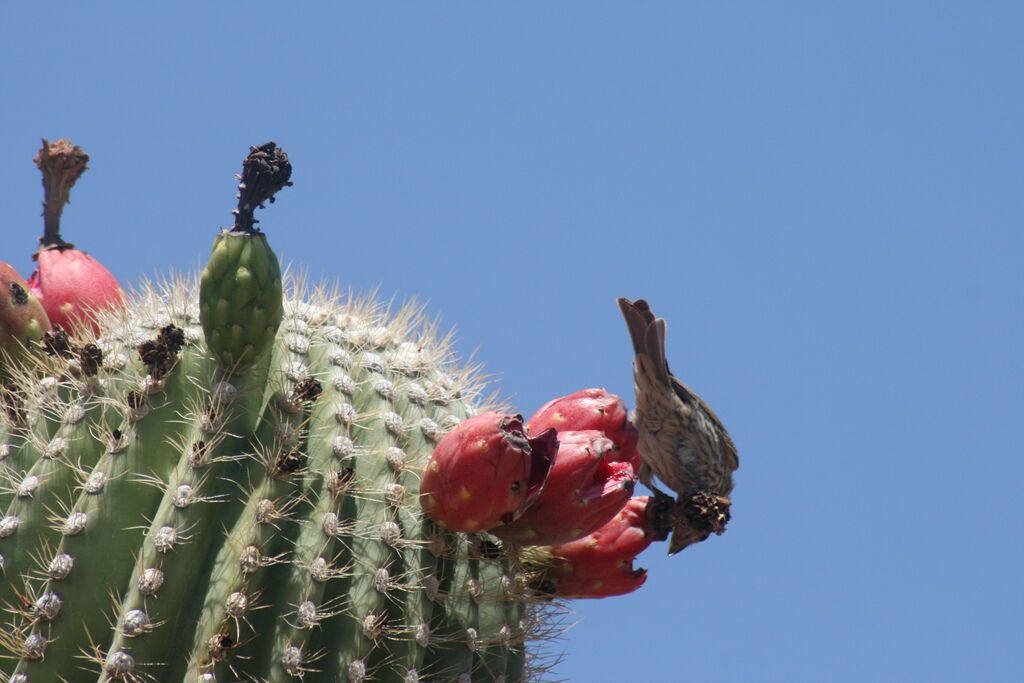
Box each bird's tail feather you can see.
[618,296,669,383]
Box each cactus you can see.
[0,268,574,682]
[0,143,574,683]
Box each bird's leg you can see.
[639,462,671,498]
[638,462,676,542]
[645,492,673,542]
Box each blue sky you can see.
[2,3,1022,681]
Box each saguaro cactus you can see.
[0,143,553,683]
[1,274,548,682]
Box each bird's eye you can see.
[511,480,521,494]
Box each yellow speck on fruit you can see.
[464,519,480,530]
[459,486,472,502]
[423,495,436,510]
[60,303,74,314]
[429,461,440,472]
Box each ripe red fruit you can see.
[540,496,659,599]
[0,262,52,377]
[492,430,636,546]
[420,412,558,533]
[28,139,124,334]
[29,248,124,333]
[528,388,640,472]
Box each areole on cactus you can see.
[0,139,735,682]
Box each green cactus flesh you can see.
[0,277,559,682]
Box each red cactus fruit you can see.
[420,412,558,532]
[528,388,640,471]
[29,248,124,333]
[493,430,636,545]
[27,139,124,333]
[0,262,52,377]
[540,496,659,599]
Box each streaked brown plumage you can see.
[618,297,739,555]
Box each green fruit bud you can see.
[200,143,292,373]
[200,230,283,371]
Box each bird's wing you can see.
[671,375,739,472]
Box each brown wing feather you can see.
[672,375,740,471]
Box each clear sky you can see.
[2,3,1022,681]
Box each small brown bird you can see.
[618,297,739,555]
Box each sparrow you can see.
[618,297,739,555]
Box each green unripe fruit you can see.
[200,229,283,371]
[200,142,292,374]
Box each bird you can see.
[618,297,739,555]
